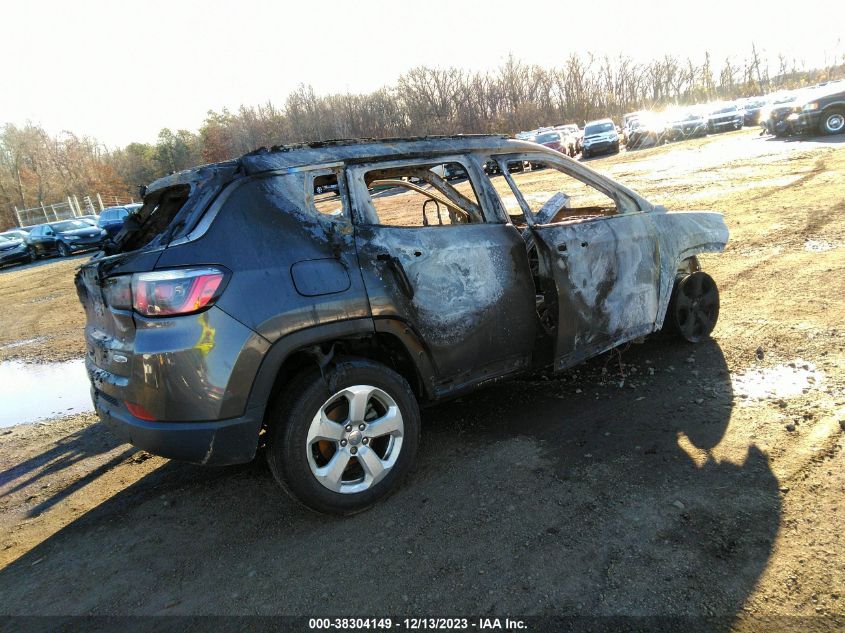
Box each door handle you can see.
[375,253,414,300]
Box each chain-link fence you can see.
[13,193,137,227]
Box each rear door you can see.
[347,156,537,390]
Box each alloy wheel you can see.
[672,272,720,343]
[306,385,404,494]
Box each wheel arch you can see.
[650,210,729,330]
[246,318,436,433]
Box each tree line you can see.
[2,47,843,228]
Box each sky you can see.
[2,0,841,148]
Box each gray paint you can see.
[77,135,728,465]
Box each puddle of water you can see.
[0,359,93,427]
[804,239,837,253]
[731,361,824,403]
[0,336,48,350]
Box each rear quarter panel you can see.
[154,173,372,343]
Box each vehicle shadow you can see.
[0,338,779,626]
[0,423,135,517]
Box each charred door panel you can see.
[532,214,661,369]
[355,223,537,386]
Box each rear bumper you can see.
[583,141,617,154]
[93,387,263,466]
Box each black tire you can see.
[27,245,38,261]
[819,109,845,136]
[664,271,720,343]
[266,358,421,515]
[57,242,70,257]
[582,149,590,159]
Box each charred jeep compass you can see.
[77,136,728,515]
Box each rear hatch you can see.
[75,162,239,397]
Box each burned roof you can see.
[146,135,536,194]
[240,135,533,174]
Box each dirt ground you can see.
[0,129,844,629]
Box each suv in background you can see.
[706,103,743,133]
[581,119,620,158]
[787,82,845,136]
[77,135,727,515]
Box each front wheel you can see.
[266,358,421,515]
[664,271,720,343]
[57,242,70,257]
[819,109,845,136]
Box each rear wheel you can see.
[665,271,720,343]
[266,358,420,515]
[819,109,845,136]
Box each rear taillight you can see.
[102,276,132,310]
[100,268,227,316]
[133,268,227,317]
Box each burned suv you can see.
[77,136,728,515]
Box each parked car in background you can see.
[786,82,845,136]
[535,129,577,157]
[556,124,583,151]
[625,115,667,149]
[26,219,107,259]
[0,234,31,267]
[738,97,767,125]
[706,103,744,133]
[76,135,728,515]
[98,205,140,239]
[443,163,468,180]
[0,229,32,241]
[760,92,801,136]
[621,111,648,145]
[665,108,709,141]
[622,111,648,130]
[581,119,620,158]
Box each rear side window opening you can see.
[113,184,191,253]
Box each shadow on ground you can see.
[0,423,134,517]
[0,252,91,276]
[0,338,780,625]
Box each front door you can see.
[348,157,537,390]
[493,153,661,370]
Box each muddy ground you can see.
[0,129,843,629]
